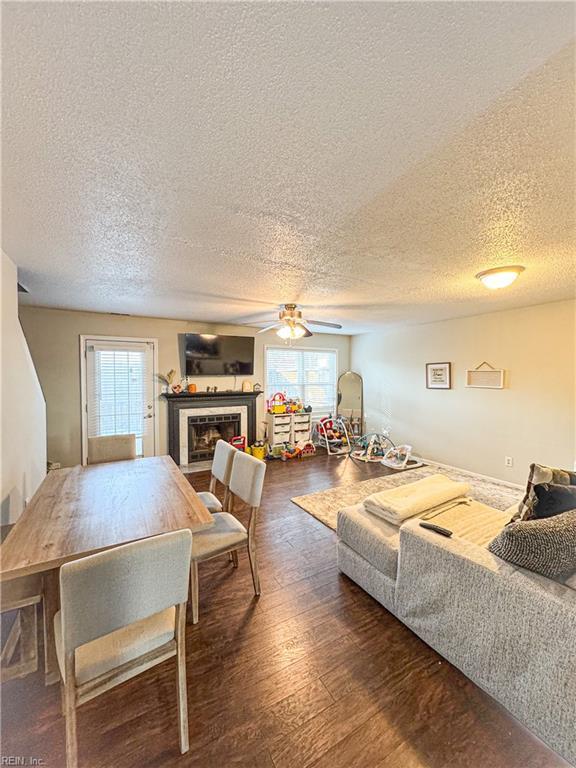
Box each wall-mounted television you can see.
[182,334,254,376]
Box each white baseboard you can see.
[414,456,524,490]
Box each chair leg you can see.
[43,570,61,685]
[247,542,260,596]
[60,682,67,717]
[175,604,189,754]
[64,655,78,768]
[190,561,199,625]
[230,549,239,569]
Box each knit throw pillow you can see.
[510,464,576,522]
[489,510,576,579]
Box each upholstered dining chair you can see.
[196,439,236,513]
[87,434,137,465]
[189,450,266,624]
[54,530,192,768]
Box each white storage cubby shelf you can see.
[266,412,312,448]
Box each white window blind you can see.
[85,340,155,458]
[265,347,337,417]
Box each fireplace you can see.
[187,413,241,462]
[164,390,262,467]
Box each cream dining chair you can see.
[189,450,266,624]
[196,439,236,513]
[87,434,137,465]
[54,529,192,768]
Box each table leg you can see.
[42,569,60,685]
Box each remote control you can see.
[419,521,453,537]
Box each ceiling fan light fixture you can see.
[277,322,307,340]
[476,265,525,290]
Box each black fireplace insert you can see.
[187,413,241,462]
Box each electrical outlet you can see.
[505,456,514,468]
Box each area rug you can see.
[291,463,523,531]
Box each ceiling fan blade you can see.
[304,319,343,329]
[300,324,313,338]
[256,323,282,334]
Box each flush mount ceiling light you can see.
[476,265,525,290]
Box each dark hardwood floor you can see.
[2,455,568,767]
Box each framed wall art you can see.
[466,361,505,389]
[426,362,452,390]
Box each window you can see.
[265,347,338,418]
[82,337,157,462]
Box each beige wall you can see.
[351,300,575,484]
[1,253,46,523]
[19,306,351,468]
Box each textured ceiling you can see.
[3,1,575,333]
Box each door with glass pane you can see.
[83,338,156,461]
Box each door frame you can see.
[80,335,160,466]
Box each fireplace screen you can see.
[187,413,241,462]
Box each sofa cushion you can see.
[431,501,508,546]
[513,463,576,522]
[337,500,508,581]
[337,503,400,580]
[488,510,576,578]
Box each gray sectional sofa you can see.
[337,500,576,766]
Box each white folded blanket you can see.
[364,474,471,526]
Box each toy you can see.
[315,416,353,456]
[267,392,287,414]
[285,397,304,414]
[351,433,395,463]
[281,444,301,461]
[381,444,423,470]
[229,435,247,451]
[251,440,267,460]
[267,443,285,460]
[299,440,316,457]
[267,392,308,415]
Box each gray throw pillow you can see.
[489,510,576,578]
[511,463,576,522]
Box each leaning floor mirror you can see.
[337,371,364,436]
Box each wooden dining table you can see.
[0,455,213,684]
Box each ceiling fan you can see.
[253,303,342,340]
